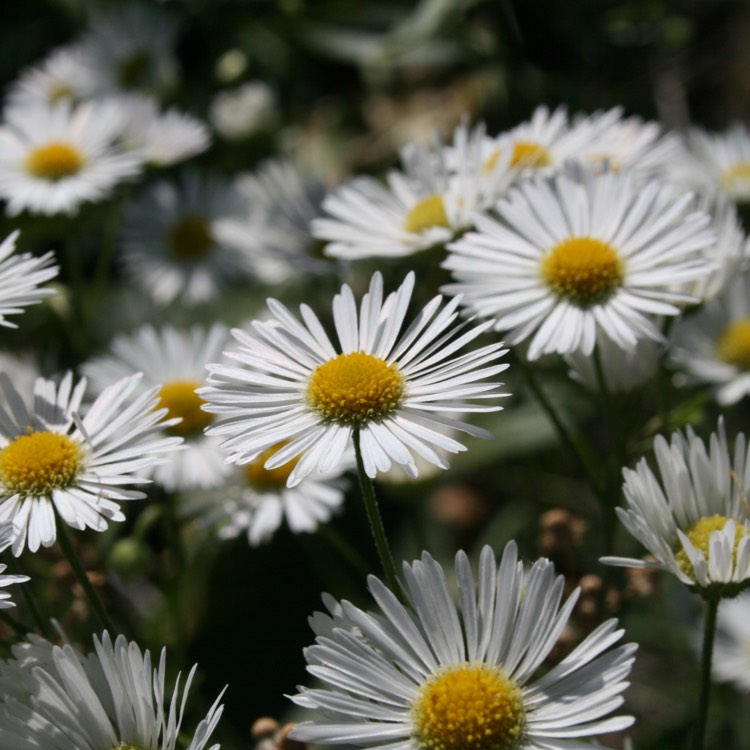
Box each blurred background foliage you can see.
[3,1,750,749]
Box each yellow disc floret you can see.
[157,379,213,436]
[25,140,85,181]
[244,441,301,491]
[511,141,551,169]
[717,319,750,370]
[721,162,750,194]
[541,236,624,308]
[307,351,404,425]
[674,514,747,580]
[403,194,451,235]
[412,663,526,750]
[0,430,83,495]
[167,216,214,260]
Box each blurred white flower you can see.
[209,81,278,141]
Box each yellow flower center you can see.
[541,236,624,307]
[167,216,214,260]
[25,140,85,181]
[0,430,83,495]
[721,162,750,193]
[117,50,152,89]
[674,514,747,580]
[717,319,750,370]
[411,663,526,750]
[48,84,74,104]
[156,380,213,436]
[403,194,451,235]
[511,140,551,169]
[244,441,302,490]
[307,351,404,425]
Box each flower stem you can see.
[56,522,116,634]
[694,595,720,750]
[352,429,401,597]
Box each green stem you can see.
[352,430,401,597]
[56,522,116,634]
[514,355,605,498]
[694,595,720,750]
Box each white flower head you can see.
[201,271,510,486]
[188,442,348,546]
[209,81,278,141]
[602,418,750,596]
[313,122,515,260]
[0,100,142,216]
[0,230,58,327]
[118,170,258,306]
[443,164,716,360]
[0,630,224,750]
[0,371,183,556]
[669,268,750,406]
[83,323,232,492]
[291,541,636,750]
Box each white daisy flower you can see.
[0,230,58,327]
[313,122,514,260]
[0,630,224,750]
[5,44,98,108]
[0,523,28,608]
[209,81,278,141]
[218,158,330,283]
[602,418,750,596]
[110,93,211,167]
[669,269,750,405]
[79,2,180,98]
[0,371,183,556]
[710,592,750,691]
[290,541,636,750]
[0,100,142,216]
[83,323,233,492]
[201,271,510,486]
[118,170,257,306]
[682,123,750,203]
[443,165,716,360]
[188,440,348,546]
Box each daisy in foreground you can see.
[290,541,636,750]
[201,271,510,486]
[0,630,224,750]
[602,418,750,596]
[0,371,183,556]
[442,164,715,360]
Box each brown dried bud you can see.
[537,509,587,557]
[624,557,662,598]
[251,717,279,741]
[277,723,307,750]
[428,484,488,529]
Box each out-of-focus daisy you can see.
[443,165,715,360]
[0,523,28,609]
[188,440,348,546]
[681,123,750,203]
[209,81,278,141]
[710,593,750,691]
[0,230,58,326]
[565,333,663,393]
[0,371,183,556]
[313,122,514,260]
[290,541,636,750]
[111,94,211,167]
[5,44,98,108]
[219,158,330,283]
[0,630,224,750]
[83,323,232,492]
[118,170,258,306]
[669,269,750,405]
[0,100,141,216]
[79,2,180,98]
[201,271,509,486]
[602,418,750,596]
